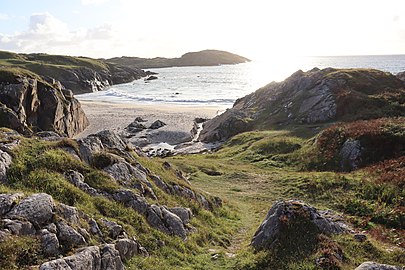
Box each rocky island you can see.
[107,49,251,69]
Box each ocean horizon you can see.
[77,54,405,107]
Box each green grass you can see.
[167,127,404,269]
[1,135,239,269]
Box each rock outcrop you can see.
[200,68,405,142]
[355,261,404,270]
[251,200,350,251]
[0,70,89,137]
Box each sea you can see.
[76,55,405,107]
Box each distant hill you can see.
[107,49,251,69]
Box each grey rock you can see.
[94,130,127,151]
[251,200,349,251]
[146,205,187,239]
[77,135,104,163]
[78,227,91,241]
[149,120,166,129]
[114,238,140,262]
[113,189,148,215]
[0,150,12,182]
[65,170,101,196]
[40,229,60,257]
[104,161,147,186]
[40,246,101,270]
[340,139,362,171]
[45,223,58,234]
[0,193,23,216]
[7,193,55,226]
[56,203,80,225]
[149,175,172,193]
[169,207,192,224]
[2,218,36,235]
[57,221,86,249]
[126,121,147,133]
[89,218,103,237]
[355,261,403,270]
[101,244,124,270]
[100,218,123,239]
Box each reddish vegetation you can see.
[366,156,405,188]
[315,117,404,169]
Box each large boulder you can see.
[112,189,149,215]
[40,229,60,257]
[251,200,349,251]
[7,193,55,226]
[355,261,403,270]
[114,238,142,262]
[200,68,405,142]
[0,71,89,137]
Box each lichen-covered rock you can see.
[40,246,101,270]
[56,203,80,225]
[0,74,89,137]
[146,205,187,239]
[100,244,124,270]
[1,218,36,235]
[57,221,86,249]
[112,189,148,215]
[251,200,349,251]
[65,170,101,196]
[0,193,23,216]
[0,150,12,182]
[40,229,60,257]
[77,136,104,163]
[355,261,403,270]
[100,218,123,239]
[93,130,127,150]
[7,193,55,226]
[114,238,141,262]
[169,207,192,224]
[104,161,147,186]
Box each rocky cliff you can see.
[0,67,89,137]
[107,49,250,69]
[200,68,405,142]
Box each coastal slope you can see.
[107,49,251,69]
[199,67,405,142]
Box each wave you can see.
[79,88,235,105]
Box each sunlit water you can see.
[77,55,405,107]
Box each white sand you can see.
[76,101,228,140]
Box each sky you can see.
[0,0,404,60]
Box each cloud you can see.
[0,12,120,57]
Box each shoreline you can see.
[76,100,228,140]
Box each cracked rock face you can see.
[0,75,89,137]
[251,200,349,251]
[355,261,404,270]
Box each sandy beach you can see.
[76,101,228,142]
